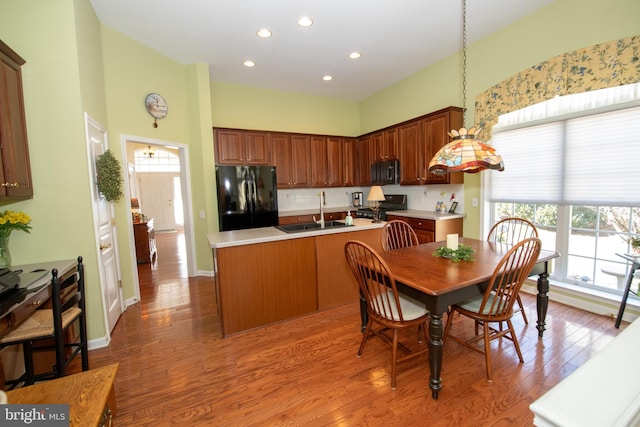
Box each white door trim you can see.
[120,135,197,299]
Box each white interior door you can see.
[85,114,124,335]
[139,173,176,231]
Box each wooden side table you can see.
[6,363,119,426]
[133,218,157,263]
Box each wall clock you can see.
[145,93,168,128]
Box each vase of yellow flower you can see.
[0,210,32,269]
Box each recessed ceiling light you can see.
[244,60,256,68]
[297,16,313,27]
[322,75,333,81]
[349,51,362,59]
[256,28,272,38]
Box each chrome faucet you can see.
[314,191,325,228]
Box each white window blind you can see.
[490,123,564,204]
[490,105,640,206]
[564,107,640,205]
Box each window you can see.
[486,83,640,295]
[134,147,180,173]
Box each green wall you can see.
[211,82,360,136]
[100,26,215,281]
[0,0,107,339]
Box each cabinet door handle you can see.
[1,182,19,187]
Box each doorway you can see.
[121,135,197,301]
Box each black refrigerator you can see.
[216,165,279,231]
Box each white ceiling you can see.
[90,0,556,101]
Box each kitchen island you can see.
[208,218,384,336]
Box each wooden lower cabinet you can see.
[133,219,156,263]
[214,228,382,336]
[316,229,383,310]
[387,215,463,244]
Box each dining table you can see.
[372,237,559,399]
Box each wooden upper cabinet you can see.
[213,106,463,188]
[289,135,312,188]
[398,120,422,185]
[371,132,383,161]
[356,135,372,186]
[382,128,399,160]
[342,137,356,187]
[423,113,451,184]
[399,107,464,185]
[310,136,328,187]
[214,129,242,164]
[270,133,292,187]
[326,137,344,187]
[310,136,343,187]
[272,133,312,188]
[423,108,464,185]
[371,128,398,162]
[244,131,269,165]
[214,128,269,165]
[0,39,33,200]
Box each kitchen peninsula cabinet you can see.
[215,238,318,336]
[316,229,383,309]
[214,128,269,165]
[209,221,383,336]
[0,39,33,200]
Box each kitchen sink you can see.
[276,220,348,233]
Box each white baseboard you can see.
[521,278,640,324]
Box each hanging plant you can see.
[96,149,124,203]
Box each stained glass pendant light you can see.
[429,126,504,174]
[428,0,504,175]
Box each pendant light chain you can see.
[462,0,467,127]
[427,0,504,174]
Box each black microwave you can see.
[371,160,399,185]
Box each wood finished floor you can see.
[86,231,627,426]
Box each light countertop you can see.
[386,209,466,221]
[208,218,384,249]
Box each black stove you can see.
[355,194,407,221]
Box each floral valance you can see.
[475,34,640,140]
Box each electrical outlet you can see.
[472,198,479,207]
[200,210,205,218]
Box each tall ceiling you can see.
[90,0,557,100]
